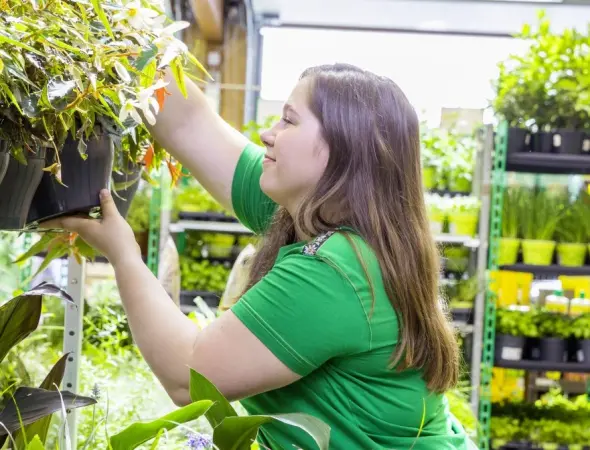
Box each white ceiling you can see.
[251,0,590,35]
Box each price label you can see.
[502,346,522,361]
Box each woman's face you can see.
[259,78,329,214]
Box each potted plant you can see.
[420,126,445,190]
[535,311,571,363]
[424,192,447,234]
[570,313,590,365]
[0,0,204,230]
[446,135,476,193]
[499,187,524,266]
[447,196,480,237]
[495,307,538,362]
[555,194,588,267]
[519,188,565,265]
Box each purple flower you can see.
[186,432,212,450]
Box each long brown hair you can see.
[243,63,459,393]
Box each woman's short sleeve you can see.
[230,253,371,376]
[231,143,277,234]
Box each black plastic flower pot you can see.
[576,339,590,364]
[112,163,142,219]
[553,129,584,154]
[0,148,46,230]
[539,337,567,363]
[507,127,530,153]
[495,334,525,362]
[180,291,221,309]
[582,133,590,155]
[27,134,114,225]
[524,337,541,360]
[532,131,553,153]
[0,141,9,185]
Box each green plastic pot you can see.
[448,213,478,237]
[427,211,445,234]
[557,242,587,267]
[498,238,521,266]
[422,166,437,189]
[521,239,556,265]
[449,177,472,193]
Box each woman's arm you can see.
[148,70,249,212]
[42,192,300,404]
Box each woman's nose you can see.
[260,129,275,147]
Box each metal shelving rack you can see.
[475,121,590,449]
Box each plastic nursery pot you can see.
[0,140,9,185]
[422,166,437,189]
[448,177,471,193]
[556,243,587,267]
[206,235,235,258]
[498,238,521,266]
[521,239,556,266]
[27,133,114,225]
[539,337,567,363]
[577,339,590,364]
[553,129,585,154]
[0,148,46,230]
[506,127,531,154]
[448,213,478,237]
[531,131,553,153]
[495,334,525,361]
[112,163,142,219]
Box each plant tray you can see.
[505,153,590,175]
[180,290,221,309]
[178,211,238,223]
[500,264,590,277]
[494,358,590,373]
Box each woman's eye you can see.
[281,116,292,125]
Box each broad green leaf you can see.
[170,59,187,98]
[29,244,69,280]
[14,234,56,264]
[26,435,45,450]
[14,354,70,448]
[213,413,330,450]
[189,369,237,428]
[187,52,213,81]
[0,82,23,114]
[0,294,42,365]
[109,400,213,450]
[89,0,114,39]
[0,284,74,364]
[0,387,96,435]
[134,45,158,72]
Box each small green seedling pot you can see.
[498,238,521,266]
[448,213,478,237]
[557,243,587,267]
[428,211,445,234]
[422,167,437,190]
[449,177,471,193]
[521,239,556,265]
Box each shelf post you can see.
[60,254,86,449]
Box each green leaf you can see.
[0,293,42,365]
[213,413,331,450]
[189,369,237,428]
[0,58,4,74]
[14,234,56,264]
[29,244,69,280]
[0,82,23,115]
[149,429,164,450]
[89,0,114,39]
[109,400,213,450]
[0,387,96,436]
[14,354,70,448]
[26,435,45,450]
[134,45,158,72]
[186,53,213,81]
[170,59,187,98]
[0,34,43,56]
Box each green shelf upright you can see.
[477,121,509,449]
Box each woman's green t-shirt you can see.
[230,143,476,450]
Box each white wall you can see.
[253,0,590,35]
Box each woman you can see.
[47,63,474,449]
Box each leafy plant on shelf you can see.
[126,186,151,233]
[502,187,524,239]
[173,180,230,219]
[570,313,590,340]
[519,187,566,241]
[535,311,571,339]
[555,193,587,244]
[495,308,538,338]
[180,258,231,293]
[0,283,96,449]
